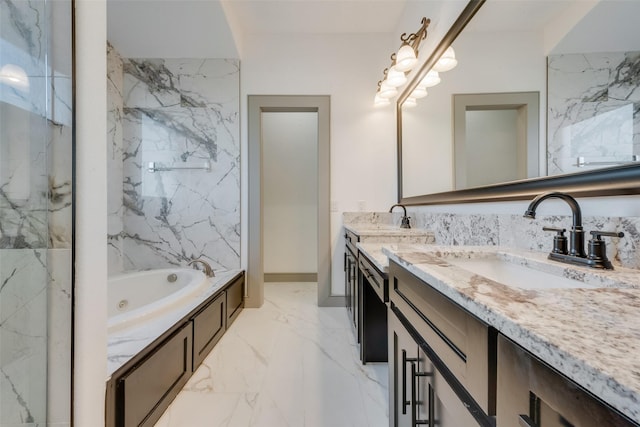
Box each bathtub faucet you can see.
[188,259,215,277]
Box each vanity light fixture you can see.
[403,97,417,108]
[385,67,407,87]
[411,85,428,99]
[432,46,458,72]
[377,80,398,99]
[421,70,441,87]
[374,17,430,106]
[374,93,390,107]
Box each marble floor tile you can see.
[155,282,389,427]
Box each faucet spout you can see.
[524,191,582,229]
[188,259,215,277]
[389,203,411,229]
[524,192,585,257]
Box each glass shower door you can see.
[1,0,73,425]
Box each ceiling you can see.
[107,0,409,58]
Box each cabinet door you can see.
[192,292,225,368]
[497,335,637,427]
[345,249,358,330]
[389,308,419,427]
[117,323,193,427]
[226,274,244,328]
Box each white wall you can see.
[74,0,108,425]
[240,33,398,295]
[263,112,318,274]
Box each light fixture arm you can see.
[399,17,430,56]
[374,17,431,104]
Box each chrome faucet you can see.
[389,203,411,229]
[524,191,623,269]
[188,258,215,277]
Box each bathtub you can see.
[108,268,208,333]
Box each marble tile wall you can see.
[107,47,241,273]
[1,1,73,426]
[548,51,640,175]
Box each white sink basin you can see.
[440,252,597,290]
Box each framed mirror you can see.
[397,0,640,205]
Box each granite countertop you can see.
[357,242,390,273]
[344,223,435,240]
[107,269,243,379]
[382,244,640,424]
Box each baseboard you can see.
[264,273,318,283]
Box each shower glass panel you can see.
[1,0,73,426]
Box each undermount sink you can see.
[438,251,598,290]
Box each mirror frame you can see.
[397,0,640,205]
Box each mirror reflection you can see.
[400,0,640,199]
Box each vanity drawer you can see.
[345,230,359,254]
[389,260,495,416]
[358,254,387,302]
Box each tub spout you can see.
[188,259,215,277]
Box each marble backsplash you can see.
[107,44,240,274]
[344,211,640,270]
[548,51,640,175]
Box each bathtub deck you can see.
[153,282,389,427]
[107,269,243,378]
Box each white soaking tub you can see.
[107,268,208,333]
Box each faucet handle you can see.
[589,230,624,240]
[542,226,566,234]
[587,230,623,269]
[543,226,567,254]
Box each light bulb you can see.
[412,85,428,99]
[393,43,417,72]
[421,70,440,88]
[403,97,417,108]
[432,46,457,72]
[374,93,390,107]
[385,68,407,87]
[378,81,398,99]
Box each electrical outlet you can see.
[357,200,366,211]
[330,200,339,212]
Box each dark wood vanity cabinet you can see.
[497,334,638,427]
[344,230,359,335]
[358,254,388,363]
[388,260,496,427]
[389,307,485,427]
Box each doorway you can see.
[248,95,338,307]
[452,92,539,189]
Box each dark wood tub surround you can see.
[105,271,245,427]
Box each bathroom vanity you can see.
[384,244,640,427]
[342,219,434,362]
[105,271,245,427]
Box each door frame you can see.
[247,95,339,307]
